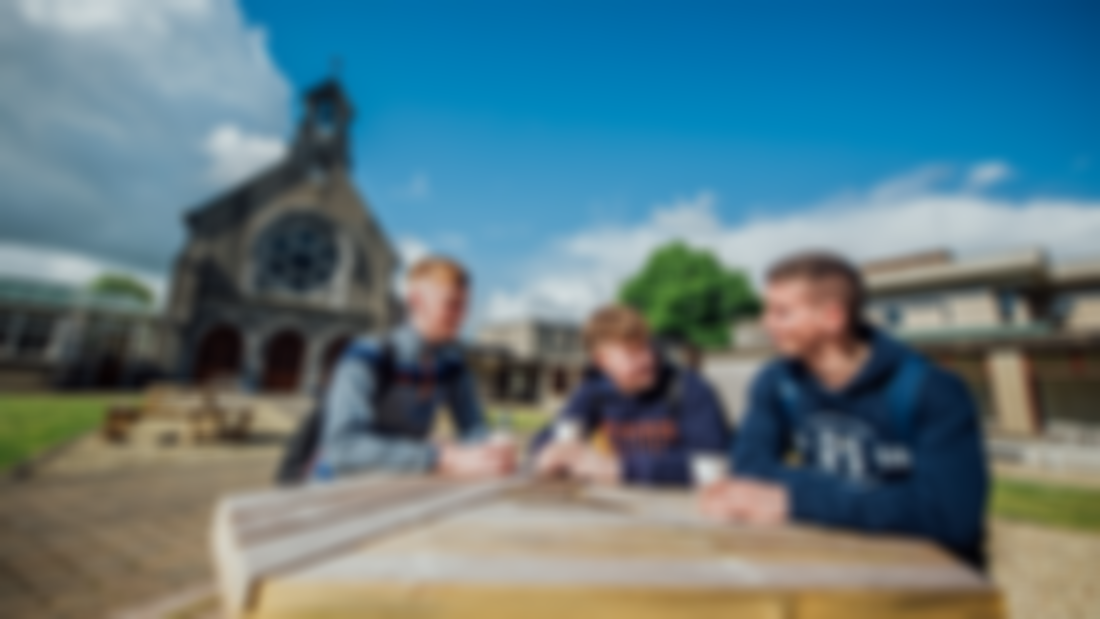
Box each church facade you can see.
[166,79,401,394]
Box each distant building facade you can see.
[712,248,1100,442]
[473,319,585,406]
[165,79,401,393]
[0,276,165,390]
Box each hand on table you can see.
[698,478,790,526]
[534,441,582,478]
[436,441,517,479]
[570,449,621,485]
[535,443,621,485]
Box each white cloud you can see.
[392,236,432,296]
[394,171,432,201]
[966,160,1012,190]
[396,236,432,267]
[16,0,213,35]
[0,0,291,272]
[0,240,168,304]
[486,165,1100,323]
[202,123,285,186]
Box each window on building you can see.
[254,214,340,295]
[0,311,16,352]
[996,290,1018,323]
[14,314,55,359]
[883,304,902,328]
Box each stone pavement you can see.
[991,520,1100,619]
[0,398,301,619]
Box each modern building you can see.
[164,78,401,394]
[864,248,1100,440]
[0,276,165,391]
[712,247,1100,443]
[473,319,585,406]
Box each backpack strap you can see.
[885,356,927,444]
[775,370,803,428]
[663,365,685,419]
[436,345,468,385]
[344,337,399,406]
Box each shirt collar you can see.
[392,323,457,364]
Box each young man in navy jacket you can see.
[533,305,731,487]
[700,251,989,568]
[311,257,515,481]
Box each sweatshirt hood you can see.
[782,328,917,398]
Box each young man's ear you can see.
[824,299,849,337]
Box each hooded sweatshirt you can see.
[734,330,989,568]
[532,361,732,487]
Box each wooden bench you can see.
[212,477,1004,619]
[101,404,142,443]
[185,384,253,444]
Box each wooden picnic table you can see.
[212,476,1003,619]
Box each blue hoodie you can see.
[734,330,989,567]
[532,362,732,487]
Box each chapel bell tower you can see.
[292,78,354,172]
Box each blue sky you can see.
[1,0,1098,322]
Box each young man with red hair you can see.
[296,257,515,481]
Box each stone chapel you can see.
[166,78,401,393]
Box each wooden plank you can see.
[252,583,1001,619]
[252,583,789,619]
[213,476,524,618]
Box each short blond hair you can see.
[584,304,650,351]
[407,256,470,289]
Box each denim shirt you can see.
[312,325,488,479]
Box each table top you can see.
[212,476,1002,619]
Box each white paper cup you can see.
[553,419,581,444]
[489,429,515,448]
[691,453,728,488]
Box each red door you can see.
[194,325,242,384]
[262,330,305,392]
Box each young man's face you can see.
[408,279,467,343]
[763,279,847,358]
[593,341,657,394]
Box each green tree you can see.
[88,273,154,306]
[619,242,758,350]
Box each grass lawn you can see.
[0,395,135,471]
[487,407,551,439]
[992,477,1100,534]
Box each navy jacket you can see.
[734,330,989,567]
[532,363,732,487]
[314,326,488,478]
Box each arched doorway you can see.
[321,334,353,387]
[551,366,571,395]
[194,324,243,384]
[95,354,124,388]
[262,330,305,392]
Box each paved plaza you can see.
[0,399,300,618]
[0,399,1098,618]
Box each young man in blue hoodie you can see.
[700,251,989,568]
[533,305,731,487]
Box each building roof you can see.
[865,248,1048,295]
[861,249,953,276]
[1049,257,1100,287]
[0,275,155,316]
